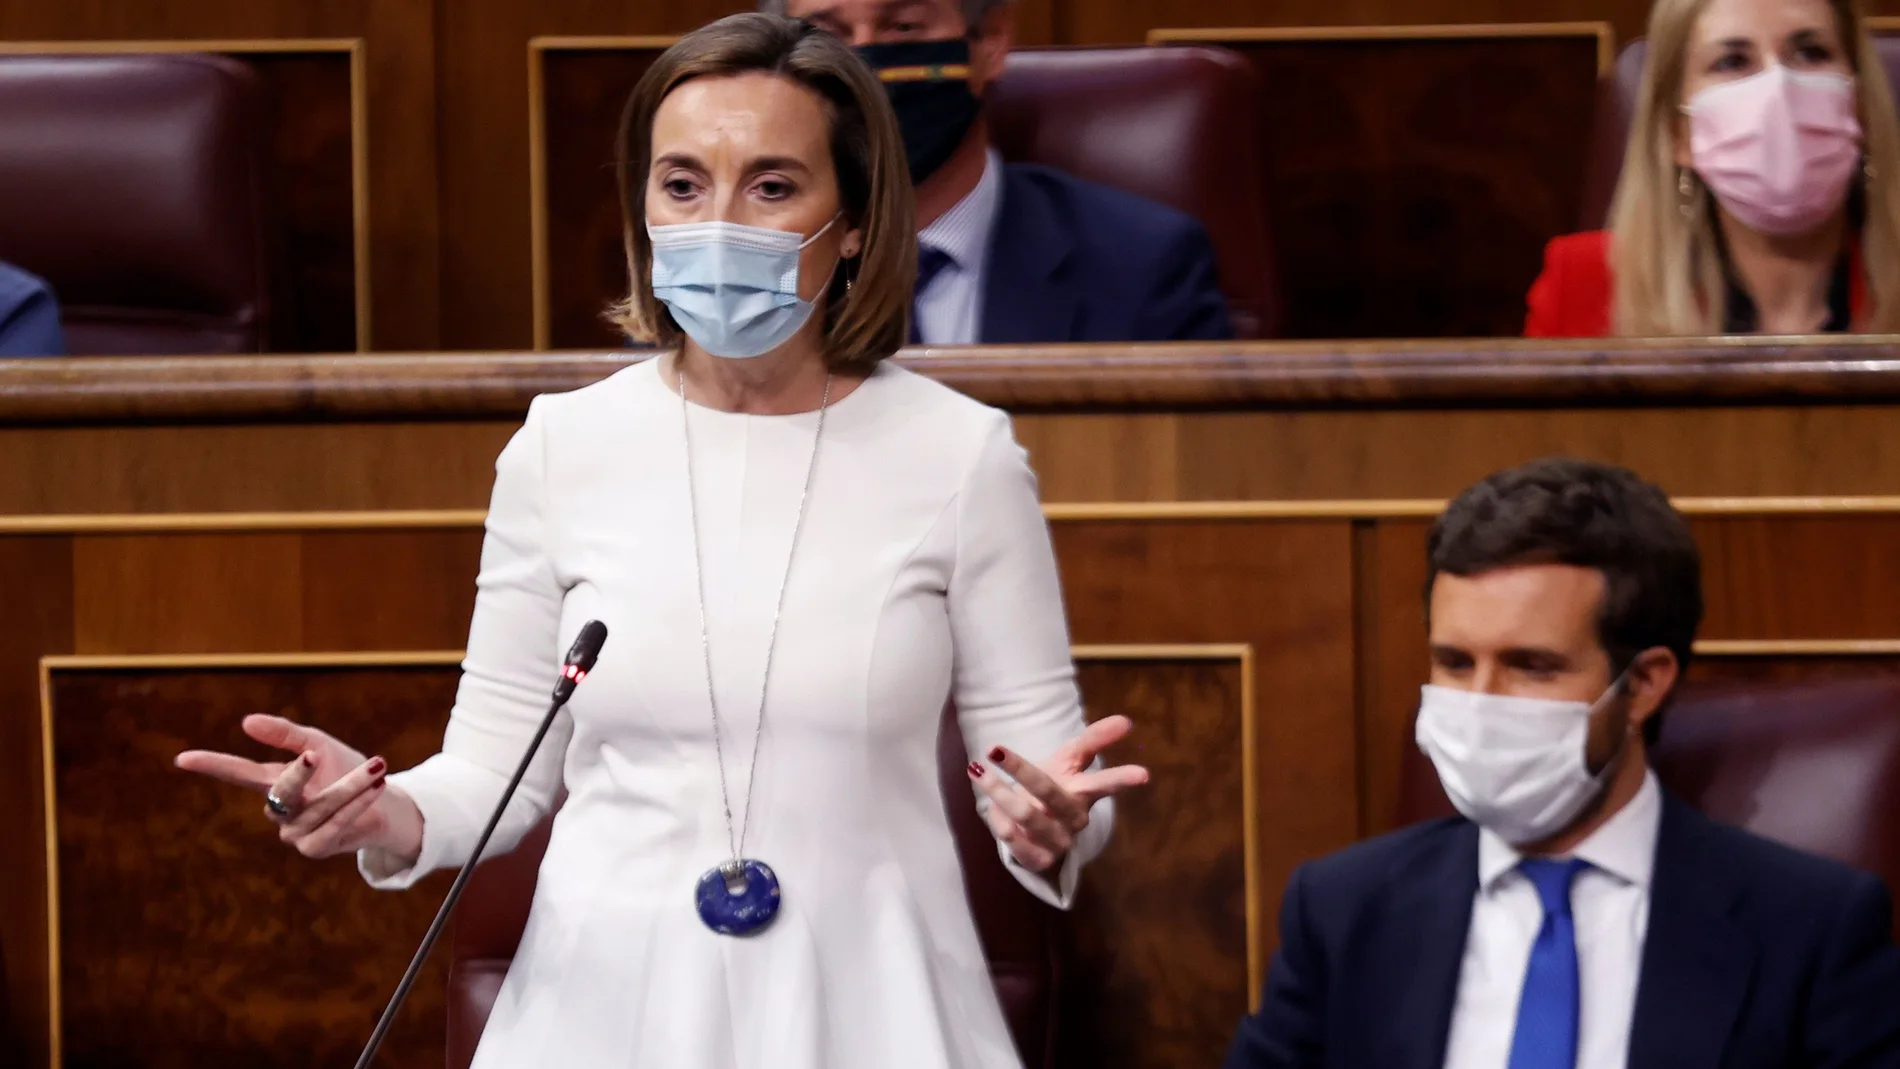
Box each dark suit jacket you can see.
[980,163,1232,344]
[1224,796,1900,1069]
[0,260,65,356]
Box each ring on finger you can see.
[264,790,294,820]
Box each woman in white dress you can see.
[174,13,1148,1069]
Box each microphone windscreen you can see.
[564,620,609,672]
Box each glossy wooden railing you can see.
[7,337,1900,423]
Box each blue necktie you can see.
[910,245,953,344]
[1506,858,1588,1069]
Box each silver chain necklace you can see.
[679,361,830,936]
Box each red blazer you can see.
[1523,231,1615,337]
[1522,229,1870,337]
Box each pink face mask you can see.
[1686,64,1864,237]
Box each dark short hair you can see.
[1426,457,1704,745]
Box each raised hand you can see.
[968,715,1151,875]
[175,714,422,862]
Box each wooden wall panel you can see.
[1092,1,1900,46]
[254,51,360,353]
[1694,516,1900,640]
[1051,519,1361,949]
[434,1,727,352]
[1149,29,1604,338]
[0,538,73,1069]
[1355,517,1431,838]
[1688,652,1900,687]
[46,663,457,1069]
[1065,657,1250,1069]
[298,531,482,649]
[4,495,1900,1066]
[71,534,306,653]
[1154,405,1900,504]
[536,44,668,350]
[12,402,1900,515]
[0,423,517,515]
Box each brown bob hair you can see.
[610,13,916,370]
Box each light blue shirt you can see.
[913,149,1003,346]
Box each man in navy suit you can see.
[0,259,65,356]
[763,0,1232,343]
[1225,457,1900,1069]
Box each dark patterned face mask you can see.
[856,38,983,186]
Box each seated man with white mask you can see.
[1223,457,1900,1069]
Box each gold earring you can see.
[1678,169,1698,220]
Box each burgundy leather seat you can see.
[1396,676,1900,931]
[1576,36,1900,229]
[445,709,1061,1069]
[0,53,270,354]
[989,46,1280,339]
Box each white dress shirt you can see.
[914,149,1003,345]
[1441,771,1662,1069]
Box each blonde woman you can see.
[1526,0,1900,337]
[175,13,1146,1068]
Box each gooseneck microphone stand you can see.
[350,620,607,1069]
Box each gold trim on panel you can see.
[1044,501,1446,521]
[0,510,489,534]
[1694,639,1900,656]
[528,39,551,352]
[37,659,63,1069]
[0,38,374,351]
[346,38,372,350]
[1148,21,1617,74]
[527,35,683,350]
[11,495,1900,534]
[37,650,463,1065]
[1071,642,1264,1007]
[531,35,683,51]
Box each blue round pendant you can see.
[694,859,782,936]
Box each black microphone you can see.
[351,619,608,1069]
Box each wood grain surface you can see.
[14,342,1900,423]
[1064,658,1250,1069]
[5,506,1900,1066]
[45,664,458,1068]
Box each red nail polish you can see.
[988,746,1006,764]
[368,757,386,775]
[968,761,985,778]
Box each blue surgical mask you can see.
[648,214,841,359]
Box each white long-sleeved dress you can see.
[359,358,1109,1069]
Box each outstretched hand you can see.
[969,715,1150,875]
[175,714,419,861]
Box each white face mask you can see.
[1413,675,1628,845]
